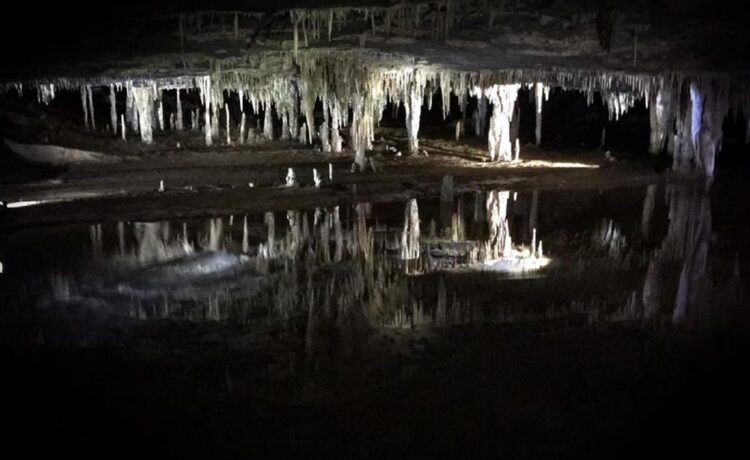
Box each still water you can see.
[1,183,748,456]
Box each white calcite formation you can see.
[4,47,748,177]
[485,84,521,162]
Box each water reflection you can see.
[0,184,746,348]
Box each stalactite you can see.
[486,84,520,162]
[534,83,545,146]
[120,114,126,141]
[239,113,246,145]
[175,89,183,131]
[211,109,220,141]
[204,85,213,146]
[330,102,343,152]
[132,86,155,144]
[649,88,674,154]
[263,101,274,140]
[81,86,90,130]
[280,112,290,141]
[405,70,425,155]
[109,85,117,136]
[474,95,487,137]
[87,85,96,131]
[157,95,164,131]
[225,103,231,145]
[320,120,331,152]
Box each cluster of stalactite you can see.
[173,1,506,52]
[3,48,749,177]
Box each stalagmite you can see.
[400,198,420,260]
[109,85,117,136]
[175,89,183,131]
[225,103,231,145]
[120,114,126,141]
[531,228,537,257]
[328,163,333,182]
[486,84,521,162]
[534,83,545,146]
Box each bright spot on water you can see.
[6,200,45,209]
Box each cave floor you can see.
[1,131,665,229]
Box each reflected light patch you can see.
[521,160,599,169]
[6,200,46,209]
[483,255,552,273]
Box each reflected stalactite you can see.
[672,190,712,327]
[242,215,250,254]
[485,190,511,260]
[635,184,744,331]
[641,184,657,238]
[286,210,302,257]
[208,218,223,252]
[529,190,539,236]
[89,224,102,257]
[400,199,421,261]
